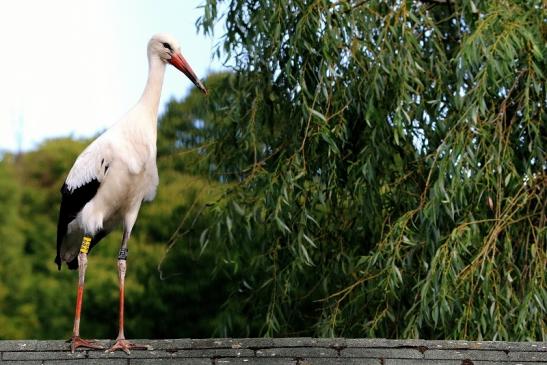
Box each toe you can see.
[70,337,104,352]
[106,339,149,354]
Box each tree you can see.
[194,0,546,339]
[0,160,38,338]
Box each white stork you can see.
[55,33,207,354]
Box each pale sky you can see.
[0,0,225,152]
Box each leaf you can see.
[299,243,314,266]
[232,201,245,216]
[302,233,317,248]
[275,216,291,233]
[226,215,233,233]
[308,108,327,122]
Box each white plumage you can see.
[59,104,160,263]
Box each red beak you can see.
[169,52,208,95]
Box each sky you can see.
[0,0,225,152]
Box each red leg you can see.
[70,252,104,352]
[106,258,149,354]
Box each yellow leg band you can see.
[80,236,92,254]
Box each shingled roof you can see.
[0,338,545,364]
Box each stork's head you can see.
[149,33,208,95]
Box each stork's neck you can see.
[138,55,166,117]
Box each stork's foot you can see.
[106,339,150,354]
[69,336,105,353]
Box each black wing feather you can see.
[55,179,101,270]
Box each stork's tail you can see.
[56,230,108,271]
[54,253,79,271]
[67,256,79,270]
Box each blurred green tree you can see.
[0,159,38,337]
[194,0,546,339]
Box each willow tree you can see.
[194,0,546,339]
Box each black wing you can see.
[55,179,100,270]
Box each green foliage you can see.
[159,72,240,177]
[0,160,37,337]
[194,0,546,339]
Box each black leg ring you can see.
[118,248,128,260]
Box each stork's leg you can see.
[107,230,148,354]
[70,236,104,352]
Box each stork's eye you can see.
[162,42,172,51]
